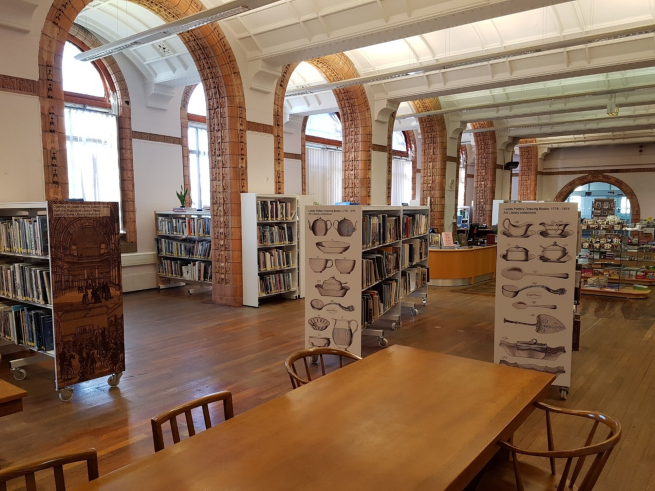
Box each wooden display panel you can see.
[48,201,124,390]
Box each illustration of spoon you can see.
[501,267,569,280]
[502,285,567,298]
[504,314,566,334]
[512,302,557,310]
[310,299,355,312]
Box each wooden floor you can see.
[1,283,654,490]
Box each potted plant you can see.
[175,186,189,209]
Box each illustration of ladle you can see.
[501,267,569,280]
[512,302,557,310]
[310,299,355,312]
[504,314,566,334]
[502,285,567,298]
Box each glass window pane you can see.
[188,85,207,117]
[306,113,342,141]
[188,124,209,208]
[63,42,107,98]
[392,131,407,152]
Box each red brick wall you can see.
[406,131,418,200]
[518,139,538,201]
[307,54,372,204]
[40,0,248,306]
[471,122,496,225]
[412,98,446,230]
[385,112,397,205]
[68,25,137,245]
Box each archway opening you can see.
[565,183,631,222]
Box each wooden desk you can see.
[74,346,553,491]
[429,245,497,286]
[0,379,26,418]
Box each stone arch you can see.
[180,83,198,207]
[410,98,447,230]
[67,24,137,246]
[470,121,496,225]
[554,174,641,222]
[40,0,248,305]
[306,54,372,204]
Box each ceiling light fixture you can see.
[607,95,619,116]
[75,0,280,62]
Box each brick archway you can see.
[180,84,198,207]
[40,0,248,305]
[554,174,641,222]
[470,121,496,226]
[410,98,447,230]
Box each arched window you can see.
[391,131,411,205]
[63,41,121,224]
[565,183,630,221]
[187,85,210,209]
[305,113,343,205]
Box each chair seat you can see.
[476,459,579,491]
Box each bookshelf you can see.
[0,201,125,401]
[155,210,212,294]
[303,205,430,356]
[241,194,299,307]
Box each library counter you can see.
[428,245,497,286]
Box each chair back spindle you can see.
[285,348,361,389]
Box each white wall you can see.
[247,132,275,194]
[284,159,302,195]
[370,151,387,205]
[0,91,45,201]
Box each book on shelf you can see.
[256,199,295,222]
[401,239,428,268]
[361,278,400,325]
[157,216,211,236]
[0,216,49,256]
[0,261,52,306]
[158,259,212,282]
[258,248,294,271]
[402,214,428,239]
[257,224,294,246]
[258,272,294,296]
[362,247,399,288]
[362,214,400,249]
[155,238,211,259]
[0,300,53,351]
[401,266,428,296]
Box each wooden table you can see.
[74,346,554,491]
[0,379,26,418]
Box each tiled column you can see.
[518,139,538,201]
[273,63,299,194]
[407,131,418,200]
[471,121,497,225]
[180,84,197,207]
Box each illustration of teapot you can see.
[332,319,359,351]
[333,217,358,237]
[308,217,332,236]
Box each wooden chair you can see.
[285,348,361,389]
[476,402,621,491]
[150,391,234,452]
[0,449,99,491]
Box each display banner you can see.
[305,206,363,357]
[494,202,578,387]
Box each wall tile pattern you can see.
[180,84,197,207]
[471,122,496,225]
[385,111,396,205]
[518,138,538,201]
[273,63,299,194]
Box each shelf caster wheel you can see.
[410,308,418,316]
[422,297,427,306]
[311,355,319,365]
[379,337,388,348]
[58,388,74,402]
[560,388,568,400]
[11,368,27,381]
[108,372,123,387]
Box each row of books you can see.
[257,199,295,222]
[400,239,428,268]
[401,267,428,296]
[0,261,52,306]
[258,224,295,247]
[0,216,49,256]
[258,248,295,272]
[157,216,211,237]
[362,279,400,327]
[158,260,212,282]
[362,247,399,288]
[402,214,428,239]
[0,301,54,351]
[258,272,294,296]
[155,238,211,259]
[362,214,401,249]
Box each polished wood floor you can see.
[1,284,654,489]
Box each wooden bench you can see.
[0,379,26,418]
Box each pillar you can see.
[518,139,538,201]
